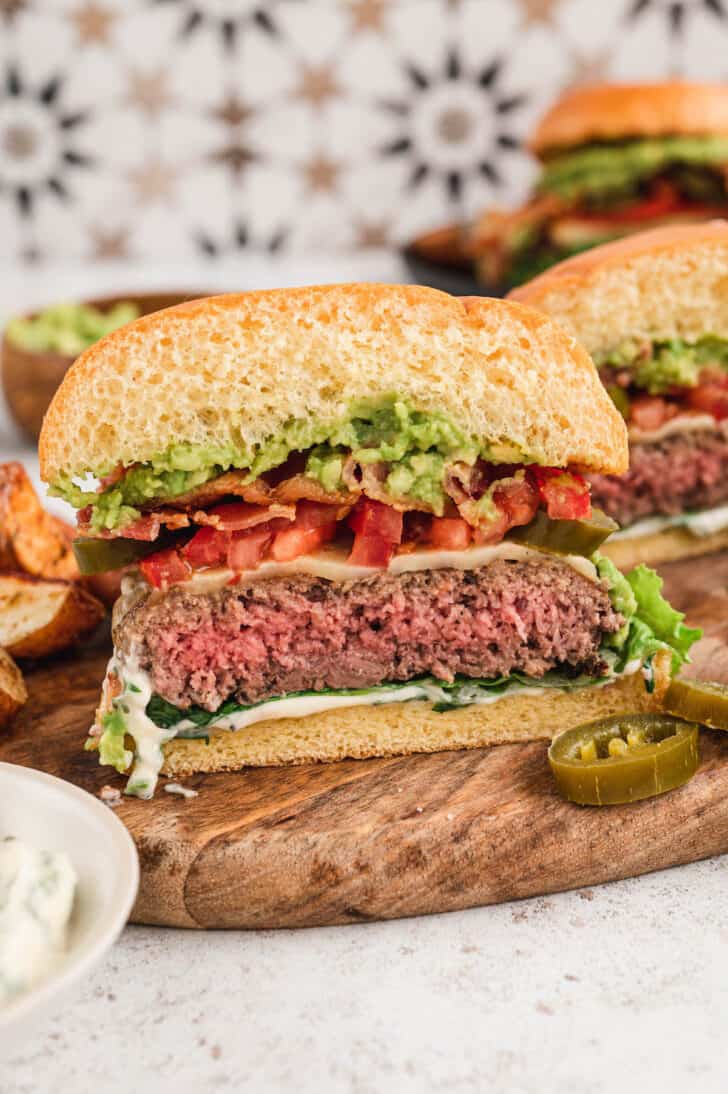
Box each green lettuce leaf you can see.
[594,555,700,672]
[625,565,702,671]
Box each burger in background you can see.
[407,82,728,295]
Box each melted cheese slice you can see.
[180,541,599,594]
[611,503,728,541]
[628,413,717,444]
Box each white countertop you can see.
[8,860,728,1094]
[3,255,727,1094]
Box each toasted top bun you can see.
[510,222,728,352]
[39,284,627,484]
[530,81,728,156]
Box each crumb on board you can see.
[99,785,122,808]
[164,782,199,799]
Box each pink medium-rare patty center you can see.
[589,425,728,527]
[113,558,623,711]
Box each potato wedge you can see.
[0,462,79,580]
[0,646,27,727]
[0,573,104,659]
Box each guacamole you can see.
[594,335,728,394]
[539,135,728,204]
[53,397,533,531]
[6,301,140,356]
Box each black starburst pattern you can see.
[378,49,528,204]
[0,64,93,217]
[195,218,288,257]
[152,0,301,51]
[626,0,727,34]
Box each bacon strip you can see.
[79,502,296,540]
[145,469,356,511]
[342,458,445,515]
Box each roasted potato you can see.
[0,573,104,659]
[0,462,79,580]
[0,646,27,727]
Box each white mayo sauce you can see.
[611,503,728,541]
[0,837,77,1006]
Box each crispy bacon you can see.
[198,501,295,531]
[79,502,295,541]
[98,464,129,491]
[343,457,443,515]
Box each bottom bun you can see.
[160,651,672,778]
[602,526,728,570]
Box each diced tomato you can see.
[529,467,591,520]
[494,477,540,528]
[227,526,273,571]
[347,499,403,567]
[293,501,343,530]
[348,534,396,568]
[588,180,681,224]
[207,501,284,532]
[139,548,191,589]
[182,526,229,567]
[348,499,403,544]
[685,373,728,421]
[472,509,511,546]
[629,395,678,432]
[430,517,472,550]
[271,522,336,562]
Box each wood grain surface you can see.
[3,554,728,930]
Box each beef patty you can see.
[114,558,623,711]
[589,426,728,527]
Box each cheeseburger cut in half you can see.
[39,285,698,797]
[512,222,728,568]
[469,82,728,292]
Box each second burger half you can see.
[512,221,728,568]
[39,285,698,796]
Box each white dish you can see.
[0,762,139,1049]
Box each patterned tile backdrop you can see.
[1,0,727,262]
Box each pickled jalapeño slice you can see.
[548,713,700,806]
[73,536,163,574]
[508,508,619,557]
[664,678,728,732]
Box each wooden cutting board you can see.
[3,554,728,929]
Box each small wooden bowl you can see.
[2,291,211,441]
